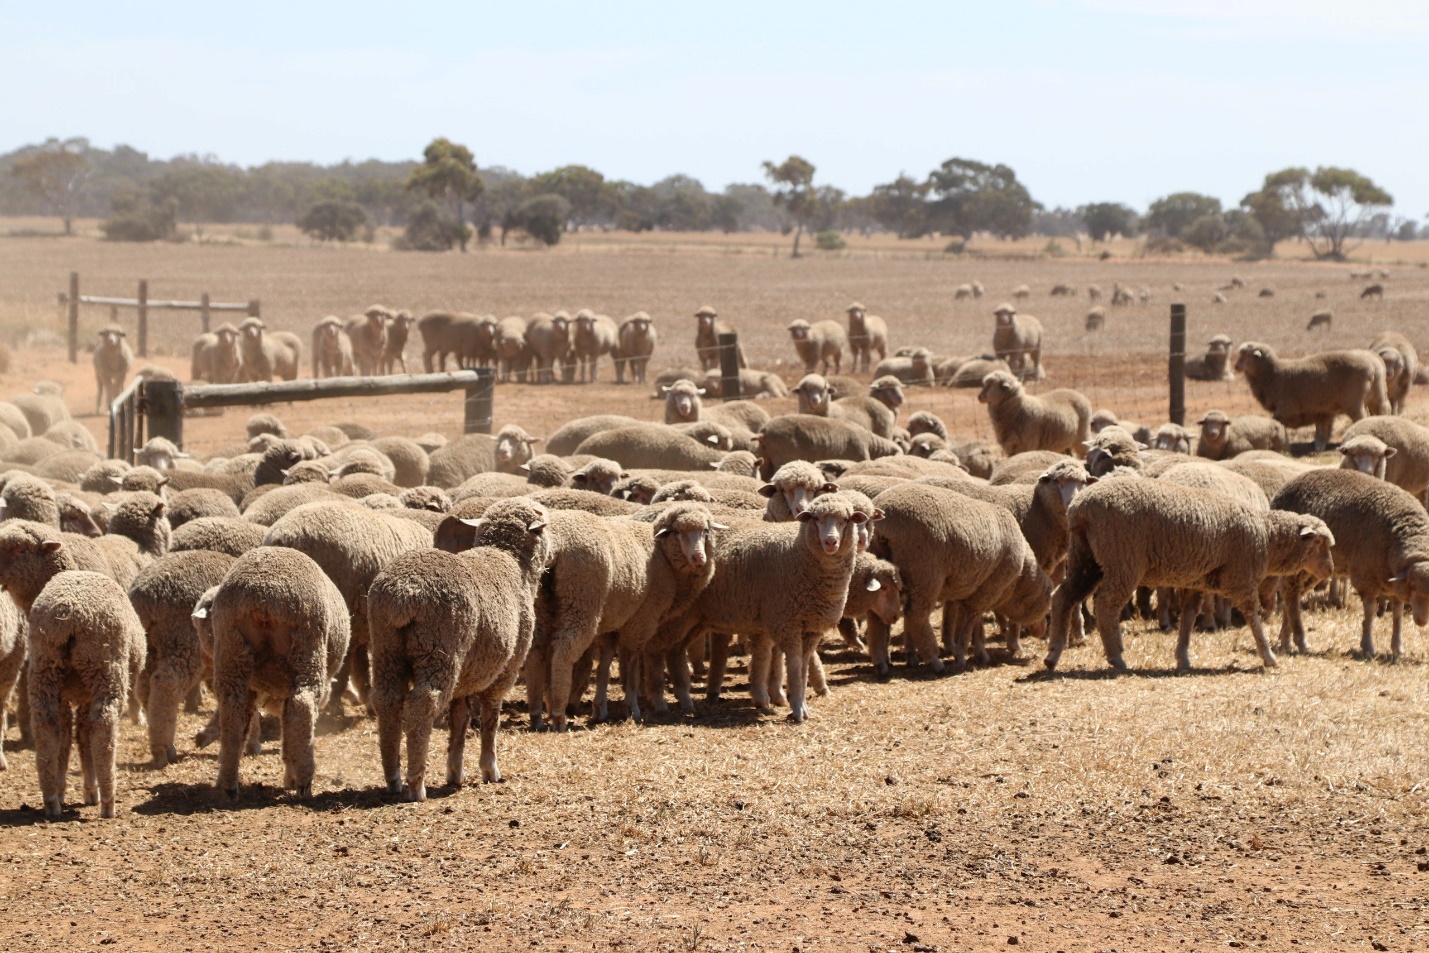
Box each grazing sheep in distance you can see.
[1050,283,1076,297]
[1229,275,1247,289]
[1012,284,1031,300]
[991,303,1044,380]
[28,571,146,818]
[613,312,657,384]
[1186,334,1235,381]
[787,319,846,375]
[971,280,985,298]
[1211,292,1227,304]
[845,302,889,374]
[1110,283,1134,306]
[1361,284,1384,300]
[191,323,242,384]
[954,284,974,300]
[978,370,1091,457]
[1259,288,1275,298]
[693,306,745,371]
[1305,311,1332,332]
[1371,331,1418,414]
[1085,307,1105,332]
[1087,285,1102,302]
[92,325,132,414]
[1235,342,1388,451]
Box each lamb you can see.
[311,316,354,378]
[1274,469,1429,659]
[237,317,301,382]
[92,325,132,414]
[380,310,415,374]
[1194,411,1289,460]
[575,425,726,471]
[1361,283,1384,300]
[426,433,497,488]
[845,302,889,374]
[991,304,1044,380]
[1185,334,1235,382]
[693,305,746,371]
[572,310,619,382]
[978,371,1091,457]
[786,319,846,375]
[1340,416,1429,503]
[128,549,235,766]
[346,306,390,375]
[662,379,706,424]
[525,311,573,384]
[1084,307,1105,332]
[169,516,268,556]
[868,484,1051,673]
[1370,331,1418,414]
[210,546,350,799]
[190,324,243,384]
[613,312,657,384]
[368,498,551,797]
[752,415,902,481]
[871,348,933,386]
[1306,310,1333,332]
[27,571,146,818]
[1234,342,1388,451]
[1045,477,1335,672]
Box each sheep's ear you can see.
[157,476,170,488]
[870,507,885,521]
[709,462,721,469]
[1299,525,1321,538]
[1388,574,1404,584]
[459,517,485,529]
[1086,476,1099,485]
[619,471,629,479]
[103,502,119,513]
[1385,447,1399,458]
[41,540,63,553]
[820,482,839,493]
[176,451,190,459]
[1135,441,1148,451]
[706,435,720,445]
[130,449,142,460]
[1337,446,1351,455]
[108,475,125,487]
[151,501,166,516]
[192,607,208,620]
[1081,440,1095,450]
[849,512,869,524]
[865,577,882,592]
[757,483,778,498]
[696,388,706,396]
[795,511,815,523]
[654,526,671,538]
[527,518,548,533]
[711,522,730,531]
[519,463,531,472]
[660,385,672,394]
[524,436,542,445]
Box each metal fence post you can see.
[144,379,185,448]
[1169,303,1186,426]
[717,332,742,401]
[201,293,211,333]
[67,272,79,363]
[248,299,261,320]
[463,367,495,434]
[137,279,149,358]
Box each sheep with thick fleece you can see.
[872,348,933,386]
[0,596,21,769]
[1150,423,1192,455]
[1083,427,1145,478]
[312,316,354,378]
[0,520,137,614]
[978,371,1091,457]
[701,368,789,400]
[1186,334,1235,381]
[1340,416,1429,503]
[169,516,268,556]
[759,461,839,522]
[368,498,551,798]
[694,306,746,371]
[525,311,572,384]
[1371,331,1418,414]
[426,434,496,488]
[1235,342,1388,451]
[613,313,657,384]
[1194,410,1288,460]
[831,378,901,438]
[845,303,889,374]
[1274,468,1429,659]
[237,318,301,382]
[787,319,846,375]
[346,307,390,376]
[662,379,706,424]
[381,310,415,374]
[211,546,349,799]
[546,415,640,457]
[191,324,243,384]
[753,415,902,481]
[492,424,540,475]
[92,325,132,415]
[992,303,1045,380]
[129,550,235,766]
[575,425,726,471]
[573,310,619,381]
[28,571,145,818]
[102,490,171,558]
[0,472,59,525]
[1046,478,1335,672]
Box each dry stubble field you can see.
[2,232,1429,951]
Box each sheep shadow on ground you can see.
[1015,662,1266,684]
[132,781,407,817]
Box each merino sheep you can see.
[1186,334,1235,382]
[492,424,541,475]
[28,571,146,818]
[493,315,532,382]
[426,434,496,488]
[613,313,657,384]
[759,461,839,522]
[572,310,619,382]
[1370,331,1418,414]
[1084,307,1105,332]
[1195,411,1289,460]
[954,284,974,301]
[380,310,415,374]
[1084,427,1145,477]
[978,371,1091,457]
[1275,469,1429,658]
[1235,342,1388,451]
[1045,477,1334,672]
[169,516,268,557]
[525,311,573,385]
[312,316,354,378]
[786,319,846,375]
[237,318,301,382]
[845,303,889,374]
[369,498,552,797]
[831,379,900,438]
[701,368,788,400]
[92,325,132,414]
[791,374,836,417]
[693,306,746,371]
[1307,311,1333,332]
[662,379,706,424]
[1340,416,1429,503]
[11,386,70,436]
[191,324,243,384]
[1211,292,1227,305]
[346,306,390,376]
[1050,283,1076,297]
[417,311,488,372]
[0,596,21,769]
[210,546,350,799]
[991,304,1044,380]
[1012,284,1031,300]
[753,415,902,481]
[575,425,725,471]
[1150,423,1193,455]
[1361,283,1384,300]
[871,348,933,386]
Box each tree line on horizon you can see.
[1,136,1420,261]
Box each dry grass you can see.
[2,230,1429,950]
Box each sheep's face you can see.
[847,309,866,332]
[1040,463,1092,510]
[798,504,866,556]
[1234,344,1270,375]
[1390,562,1429,626]
[872,379,905,409]
[787,322,810,341]
[575,464,628,497]
[98,328,125,350]
[697,314,716,335]
[850,506,882,552]
[320,322,342,345]
[663,384,703,421]
[551,316,570,337]
[1198,415,1229,447]
[655,506,726,571]
[217,328,239,351]
[994,311,1015,327]
[977,372,1018,405]
[365,312,387,334]
[760,470,837,520]
[495,429,539,469]
[1153,427,1190,454]
[575,316,595,334]
[1338,438,1393,479]
[1292,522,1336,586]
[630,318,651,336]
[1377,349,1405,382]
[792,378,830,413]
[241,320,265,342]
[861,566,902,625]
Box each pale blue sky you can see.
[3,0,1426,216]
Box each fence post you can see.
[1169,303,1186,426]
[144,379,184,448]
[463,368,495,434]
[137,279,149,358]
[248,299,261,320]
[201,293,211,333]
[67,272,79,363]
[717,331,742,401]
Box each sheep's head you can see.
[908,433,947,459]
[469,498,554,572]
[134,436,186,472]
[853,557,902,625]
[574,309,596,333]
[239,317,265,342]
[1294,517,1337,586]
[786,319,811,341]
[494,425,541,472]
[662,380,704,421]
[572,459,628,497]
[993,304,1017,327]
[977,370,1020,405]
[551,313,570,336]
[870,375,905,409]
[1197,411,1231,449]
[1038,460,1094,510]
[760,461,837,520]
[797,494,865,557]
[318,318,343,344]
[56,494,102,537]
[0,521,66,608]
[216,324,240,351]
[1390,560,1429,627]
[715,450,758,476]
[1089,410,1119,434]
[846,303,866,331]
[695,306,718,334]
[832,489,882,552]
[1338,435,1394,479]
[364,306,391,332]
[1002,553,1053,629]
[1376,347,1406,384]
[1234,342,1273,375]
[906,411,946,440]
[521,454,572,489]
[120,466,169,495]
[97,325,126,350]
[284,460,332,485]
[649,480,714,505]
[627,313,653,336]
[653,502,726,571]
[399,486,451,513]
[791,374,832,414]
[1083,428,1141,478]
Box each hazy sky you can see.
[3,0,1426,217]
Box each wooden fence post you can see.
[143,379,184,448]
[1169,303,1186,426]
[137,279,149,358]
[463,368,495,434]
[248,299,261,320]
[718,332,742,401]
[201,293,211,333]
[67,272,79,363]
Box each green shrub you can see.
[943,237,967,255]
[101,191,177,242]
[814,230,846,251]
[298,200,368,242]
[394,202,469,251]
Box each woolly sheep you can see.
[0,597,20,769]
[573,310,619,382]
[169,516,268,557]
[1306,310,1332,332]
[191,324,243,384]
[1361,284,1384,300]
[978,371,1091,457]
[492,424,541,475]
[1194,411,1288,460]
[1150,423,1193,455]
[831,379,901,438]
[613,313,657,384]
[346,306,390,376]
[1186,334,1234,381]
[662,379,705,424]
[92,325,132,415]
[954,284,974,300]
[28,571,146,818]
[426,433,497,488]
[1370,331,1418,414]
[787,319,846,375]
[418,311,491,372]
[525,311,573,385]
[1012,284,1031,300]
[759,461,838,522]
[312,316,354,378]
[0,520,136,613]
[546,415,640,457]
[701,368,788,400]
[380,310,415,374]
[493,315,532,382]
[906,411,948,441]
[991,304,1044,380]
[872,348,933,386]
[1085,307,1105,332]
[1084,427,1145,478]
[1340,416,1429,503]
[753,415,902,481]
[103,490,171,557]
[1235,342,1388,451]
[575,425,725,471]
[845,303,889,374]
[1089,410,1152,445]
[12,385,70,435]
[1275,469,1429,658]
[693,305,746,371]
[0,472,59,525]
[369,498,551,797]
[210,546,350,799]
[237,317,301,382]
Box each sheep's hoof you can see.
[83,788,99,807]
[1259,656,1278,670]
[194,731,215,749]
[404,782,426,803]
[386,777,403,795]
[44,799,62,820]
[294,784,313,800]
[787,710,807,725]
[481,766,500,784]
[99,801,115,820]
[221,785,239,802]
[1043,655,1060,671]
[679,699,696,714]
[528,716,545,732]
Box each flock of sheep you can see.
[10,271,1428,820]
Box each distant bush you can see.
[513,194,572,246]
[257,224,274,242]
[1043,239,1066,257]
[298,200,368,242]
[1143,235,1184,255]
[393,201,469,251]
[814,230,846,251]
[101,191,177,242]
[1098,249,1113,260]
[943,237,966,255]
[1181,214,1228,254]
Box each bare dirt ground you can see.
[2,232,1429,951]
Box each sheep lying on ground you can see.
[1275,468,1429,659]
[1194,411,1289,460]
[369,498,552,798]
[845,303,888,374]
[978,371,1091,457]
[1235,342,1388,451]
[872,348,933,386]
[28,571,146,818]
[1045,477,1335,673]
[701,368,789,400]
[1185,334,1235,381]
[93,325,132,414]
[992,304,1044,380]
[787,319,846,375]
[210,546,349,800]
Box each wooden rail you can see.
[61,272,260,361]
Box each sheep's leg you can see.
[1239,596,1278,669]
[1313,419,1331,453]
[1278,575,1307,653]
[1391,600,1404,660]
[593,634,615,722]
[280,690,318,799]
[748,636,774,712]
[401,684,441,802]
[785,636,811,724]
[16,666,32,747]
[667,644,696,714]
[706,632,730,701]
[216,688,257,800]
[766,645,787,707]
[145,663,188,768]
[1006,623,1023,658]
[1357,588,1378,658]
[807,644,829,697]
[687,635,707,681]
[445,695,472,789]
[184,682,203,714]
[372,680,405,796]
[1156,587,1174,632]
[964,610,990,667]
[350,645,373,715]
[474,687,504,783]
[548,631,594,732]
[1092,577,1134,671]
[837,617,866,651]
[328,650,353,716]
[245,708,262,756]
[866,615,893,676]
[567,644,594,717]
[618,644,643,722]
[642,648,671,715]
[904,599,946,674]
[76,712,98,807]
[939,602,957,656]
[523,646,548,731]
[1175,591,1202,671]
